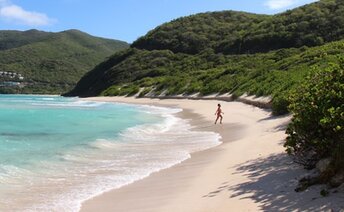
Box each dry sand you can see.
[80,97,343,212]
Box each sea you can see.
[0,95,221,211]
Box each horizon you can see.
[0,0,318,43]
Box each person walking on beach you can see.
[214,103,224,124]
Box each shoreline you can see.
[80,97,343,212]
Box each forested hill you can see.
[0,29,128,94]
[133,0,344,54]
[65,0,344,114]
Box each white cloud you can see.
[264,0,297,9]
[264,0,319,10]
[0,0,55,26]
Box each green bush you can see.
[126,85,140,96]
[100,84,140,96]
[101,85,120,96]
[272,95,290,115]
[138,87,152,97]
[118,85,139,96]
[285,63,344,178]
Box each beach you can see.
[81,97,343,212]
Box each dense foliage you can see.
[65,39,344,114]
[66,0,344,116]
[0,29,128,94]
[285,63,344,179]
[0,29,50,51]
[133,0,344,54]
[132,12,267,54]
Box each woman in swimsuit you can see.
[214,103,224,124]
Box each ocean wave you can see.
[30,101,106,108]
[0,95,105,109]
[88,139,122,150]
[41,97,55,101]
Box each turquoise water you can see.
[0,95,155,168]
[0,95,221,211]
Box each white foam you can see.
[41,97,55,101]
[88,139,122,150]
[30,100,106,108]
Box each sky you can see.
[0,0,318,43]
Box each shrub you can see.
[118,85,139,96]
[137,77,155,87]
[138,87,152,97]
[185,81,202,94]
[272,95,290,115]
[126,85,140,96]
[285,63,344,178]
[101,85,120,96]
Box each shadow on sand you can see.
[203,153,344,211]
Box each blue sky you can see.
[0,0,318,43]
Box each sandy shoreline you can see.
[80,97,343,212]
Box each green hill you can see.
[132,0,344,54]
[64,0,344,112]
[0,29,129,94]
[64,39,344,98]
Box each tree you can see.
[285,62,344,178]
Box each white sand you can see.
[80,97,343,212]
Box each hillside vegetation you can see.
[65,40,344,102]
[0,29,128,94]
[133,0,344,54]
[65,0,344,109]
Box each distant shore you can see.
[80,97,343,212]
